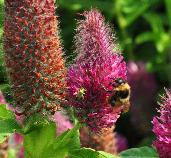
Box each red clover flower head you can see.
[67,9,127,132]
[152,89,171,158]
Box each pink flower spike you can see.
[67,9,128,132]
[152,89,171,158]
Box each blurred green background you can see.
[0,0,171,149]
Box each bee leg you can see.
[123,103,130,113]
[100,83,112,93]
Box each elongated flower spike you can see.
[67,9,127,132]
[152,89,171,158]
[4,0,66,117]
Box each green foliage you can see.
[114,0,157,29]
[23,115,120,158]
[0,104,14,119]
[23,116,80,158]
[98,151,119,158]
[24,120,57,158]
[119,146,159,158]
[69,148,118,158]
[57,0,113,12]
[54,123,80,152]
[8,148,17,158]
[165,0,171,28]
[0,104,21,143]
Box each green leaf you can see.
[0,0,4,5]
[119,146,159,158]
[0,104,21,143]
[125,3,149,27]
[69,148,104,158]
[0,133,10,143]
[144,13,164,33]
[24,118,80,158]
[98,151,118,158]
[57,0,113,12]
[0,104,14,120]
[69,148,118,158]
[43,123,81,158]
[23,114,50,134]
[135,32,155,44]
[24,121,56,158]
[0,119,21,133]
[115,0,159,28]
[54,123,80,151]
[8,148,17,158]
[165,0,171,28]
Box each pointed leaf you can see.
[0,119,21,133]
[69,148,105,158]
[23,114,50,134]
[24,121,56,158]
[69,148,118,158]
[165,0,171,28]
[43,123,81,158]
[0,104,15,120]
[0,133,10,143]
[135,32,155,44]
[98,151,118,158]
[54,123,80,150]
[57,0,113,12]
[0,104,21,143]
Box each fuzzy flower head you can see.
[152,89,171,158]
[67,9,127,132]
[4,0,66,117]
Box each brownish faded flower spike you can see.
[4,0,66,117]
[80,126,117,154]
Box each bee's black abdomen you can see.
[109,95,116,107]
[118,90,129,99]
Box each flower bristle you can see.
[67,9,127,132]
[4,0,66,117]
[75,10,118,62]
[152,89,171,158]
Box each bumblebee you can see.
[101,78,131,112]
